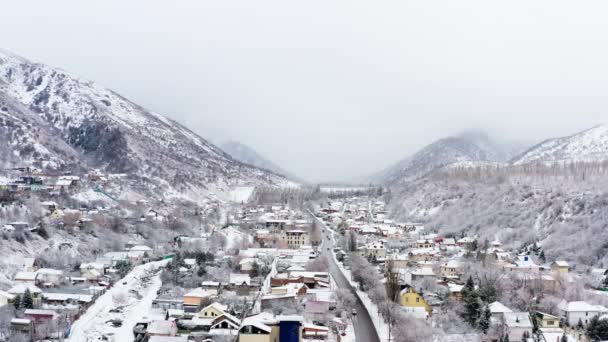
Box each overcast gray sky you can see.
[2,0,608,182]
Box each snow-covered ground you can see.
[229,186,255,203]
[220,226,252,250]
[67,259,168,342]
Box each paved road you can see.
[314,215,382,342]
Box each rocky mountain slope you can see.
[373,131,520,184]
[512,125,608,165]
[0,49,289,200]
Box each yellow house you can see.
[551,260,569,273]
[399,286,432,314]
[198,302,228,319]
[535,311,560,329]
[239,324,279,342]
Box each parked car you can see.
[106,319,123,327]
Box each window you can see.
[416,297,420,303]
[547,320,554,326]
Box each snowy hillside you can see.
[373,131,519,184]
[388,168,608,267]
[220,140,300,181]
[0,49,288,200]
[512,125,608,166]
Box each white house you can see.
[0,290,15,308]
[558,300,608,326]
[36,268,64,287]
[489,301,513,324]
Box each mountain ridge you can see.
[220,140,304,183]
[0,49,289,201]
[370,131,522,184]
[511,124,608,166]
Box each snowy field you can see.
[67,259,168,342]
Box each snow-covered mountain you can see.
[0,49,289,200]
[511,125,608,165]
[220,140,302,182]
[372,131,520,184]
[386,125,608,267]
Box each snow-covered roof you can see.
[447,283,464,293]
[8,283,42,295]
[200,302,228,314]
[147,320,175,335]
[241,315,273,333]
[558,300,608,313]
[277,315,303,322]
[149,336,188,342]
[443,260,462,268]
[412,268,436,276]
[0,290,16,300]
[503,312,533,328]
[24,309,58,317]
[129,245,153,252]
[201,281,220,287]
[37,268,63,275]
[229,273,251,285]
[489,301,513,314]
[185,288,213,298]
[14,271,38,281]
[42,293,93,302]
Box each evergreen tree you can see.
[195,252,207,266]
[587,316,608,341]
[463,290,481,326]
[464,276,475,294]
[470,239,479,252]
[13,294,21,310]
[539,250,546,263]
[250,261,260,278]
[561,334,568,342]
[197,264,207,277]
[479,305,491,334]
[577,318,584,330]
[22,289,34,309]
[462,276,481,326]
[116,260,132,277]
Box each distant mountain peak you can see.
[220,140,302,182]
[371,130,523,184]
